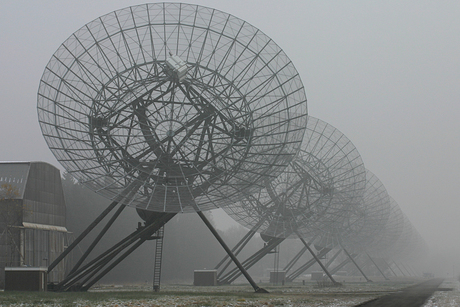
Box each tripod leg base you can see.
[255,287,269,293]
[333,282,343,287]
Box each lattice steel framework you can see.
[338,169,392,253]
[365,197,405,257]
[223,116,366,239]
[387,214,428,262]
[37,2,308,213]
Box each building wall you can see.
[23,228,68,283]
[23,162,66,226]
[0,162,69,288]
[0,199,24,288]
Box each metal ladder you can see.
[153,226,165,292]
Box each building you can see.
[0,161,70,288]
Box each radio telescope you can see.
[224,116,366,239]
[38,3,308,292]
[365,197,405,257]
[37,2,308,213]
[217,116,366,284]
[386,214,428,264]
[338,169,392,254]
[283,170,392,283]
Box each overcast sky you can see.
[1,1,459,276]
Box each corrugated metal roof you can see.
[0,162,30,199]
[22,222,69,233]
[4,267,48,271]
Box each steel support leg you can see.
[48,181,142,277]
[215,222,261,279]
[283,245,308,273]
[342,248,372,282]
[285,247,330,282]
[366,253,389,280]
[329,257,352,276]
[392,261,407,277]
[69,204,127,275]
[382,258,398,277]
[48,200,120,273]
[79,213,175,291]
[55,213,175,291]
[197,211,268,293]
[325,249,342,269]
[400,262,413,276]
[296,234,340,285]
[219,236,284,284]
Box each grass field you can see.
[0,277,435,307]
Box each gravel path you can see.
[422,279,460,307]
[354,278,445,307]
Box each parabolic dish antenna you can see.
[338,169,391,253]
[365,196,405,257]
[37,2,308,213]
[214,116,366,286]
[223,116,366,239]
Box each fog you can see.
[1,1,459,278]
